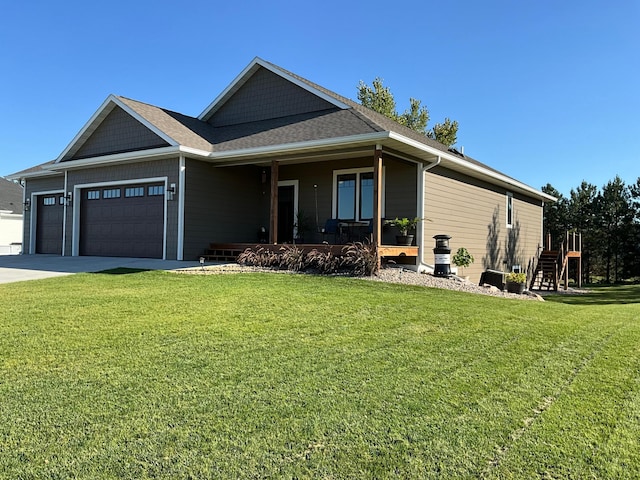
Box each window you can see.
[333,168,383,221]
[359,172,374,220]
[125,187,144,197]
[337,173,356,220]
[87,190,100,200]
[148,185,164,196]
[103,188,121,199]
[43,197,56,206]
[506,192,513,228]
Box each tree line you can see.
[543,176,640,284]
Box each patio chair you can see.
[322,218,340,244]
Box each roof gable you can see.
[69,105,170,160]
[57,95,178,162]
[199,57,349,125]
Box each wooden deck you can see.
[202,243,419,263]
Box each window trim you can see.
[332,167,385,221]
[506,191,513,229]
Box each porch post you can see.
[373,145,383,269]
[269,160,279,244]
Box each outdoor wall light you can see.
[65,192,73,206]
[23,198,30,211]
[167,183,176,200]
[261,169,267,184]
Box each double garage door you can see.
[79,183,164,258]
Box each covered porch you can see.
[185,143,432,267]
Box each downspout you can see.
[417,156,441,273]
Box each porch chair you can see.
[322,218,340,244]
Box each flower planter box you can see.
[506,281,526,294]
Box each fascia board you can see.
[388,132,556,202]
[112,96,179,147]
[204,132,390,162]
[198,57,349,122]
[6,169,61,181]
[55,95,179,164]
[45,146,182,171]
[55,95,118,163]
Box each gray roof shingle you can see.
[0,177,24,214]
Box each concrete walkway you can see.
[0,254,203,284]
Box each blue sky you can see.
[1,0,638,196]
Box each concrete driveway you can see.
[0,255,203,284]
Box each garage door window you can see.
[125,187,144,197]
[43,197,56,206]
[103,188,121,199]
[87,190,100,200]
[148,185,164,196]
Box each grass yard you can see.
[0,271,639,479]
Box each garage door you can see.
[79,183,164,258]
[36,193,64,254]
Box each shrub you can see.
[306,245,340,274]
[505,272,527,284]
[279,245,306,272]
[341,242,378,276]
[237,247,280,269]
[237,243,379,276]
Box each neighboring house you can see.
[8,57,555,282]
[0,177,24,255]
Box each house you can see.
[0,177,24,254]
[8,57,555,282]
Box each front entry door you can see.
[278,185,295,243]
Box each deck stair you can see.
[530,250,561,291]
[201,243,248,262]
[529,232,582,292]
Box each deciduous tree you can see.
[357,78,458,146]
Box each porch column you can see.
[373,145,383,269]
[269,160,279,244]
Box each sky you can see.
[1,0,638,197]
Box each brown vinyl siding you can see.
[209,67,335,127]
[423,167,543,283]
[70,106,169,160]
[66,158,179,258]
[183,160,264,260]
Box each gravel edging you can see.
[175,264,561,301]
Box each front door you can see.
[278,185,295,243]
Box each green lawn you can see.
[1,272,639,479]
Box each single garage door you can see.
[36,193,64,254]
[80,183,164,258]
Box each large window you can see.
[333,168,383,221]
